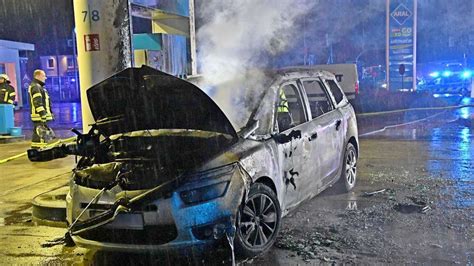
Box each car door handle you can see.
[335,120,342,131]
[309,132,318,141]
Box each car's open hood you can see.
[87,66,238,139]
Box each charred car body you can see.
[28,66,358,257]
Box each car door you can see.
[299,78,345,195]
[324,77,351,170]
[274,82,313,211]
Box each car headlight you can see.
[180,181,229,204]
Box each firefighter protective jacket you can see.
[28,79,53,122]
[0,82,15,104]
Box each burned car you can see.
[28,66,358,257]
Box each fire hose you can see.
[0,137,76,165]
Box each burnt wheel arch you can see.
[348,136,358,157]
[254,176,277,196]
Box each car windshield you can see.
[189,71,274,133]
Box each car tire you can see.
[234,183,281,258]
[337,143,358,192]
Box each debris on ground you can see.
[363,188,387,197]
[394,203,430,214]
[275,227,353,262]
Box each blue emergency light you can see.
[461,70,472,79]
[429,71,440,78]
[442,71,452,77]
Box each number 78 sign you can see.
[82,9,100,23]
[81,7,101,52]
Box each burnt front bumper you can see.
[66,164,249,253]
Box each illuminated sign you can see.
[390,4,412,25]
[386,0,417,91]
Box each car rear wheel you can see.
[235,183,281,258]
[337,143,357,192]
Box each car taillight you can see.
[355,82,359,94]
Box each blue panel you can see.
[132,34,162,50]
[0,104,14,134]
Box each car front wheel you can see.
[234,183,281,258]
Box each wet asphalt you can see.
[252,103,473,265]
[0,99,472,264]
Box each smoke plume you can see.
[196,0,315,130]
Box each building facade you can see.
[0,39,35,107]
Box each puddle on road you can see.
[311,189,391,212]
[80,248,235,265]
[0,204,33,226]
[297,195,379,213]
[2,212,32,226]
[364,108,473,210]
[393,203,430,214]
[426,114,473,210]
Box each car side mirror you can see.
[240,120,259,139]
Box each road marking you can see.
[0,172,70,197]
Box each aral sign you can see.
[391,3,412,25]
[386,0,417,91]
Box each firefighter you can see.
[0,74,16,105]
[277,88,290,113]
[276,87,293,131]
[28,69,55,148]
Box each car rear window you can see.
[326,79,344,104]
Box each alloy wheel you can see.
[238,193,278,248]
[345,148,357,185]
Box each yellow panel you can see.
[151,10,189,36]
[152,21,188,36]
[134,50,147,67]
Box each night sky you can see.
[0,0,74,70]
[0,0,473,70]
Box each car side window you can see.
[276,84,306,132]
[326,79,345,104]
[301,79,333,119]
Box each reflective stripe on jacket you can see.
[277,89,289,113]
[28,79,53,122]
[0,83,15,104]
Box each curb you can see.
[356,104,474,117]
[32,185,68,228]
[0,135,25,144]
[359,110,448,137]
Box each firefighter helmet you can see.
[0,74,9,81]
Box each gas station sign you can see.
[386,0,417,91]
